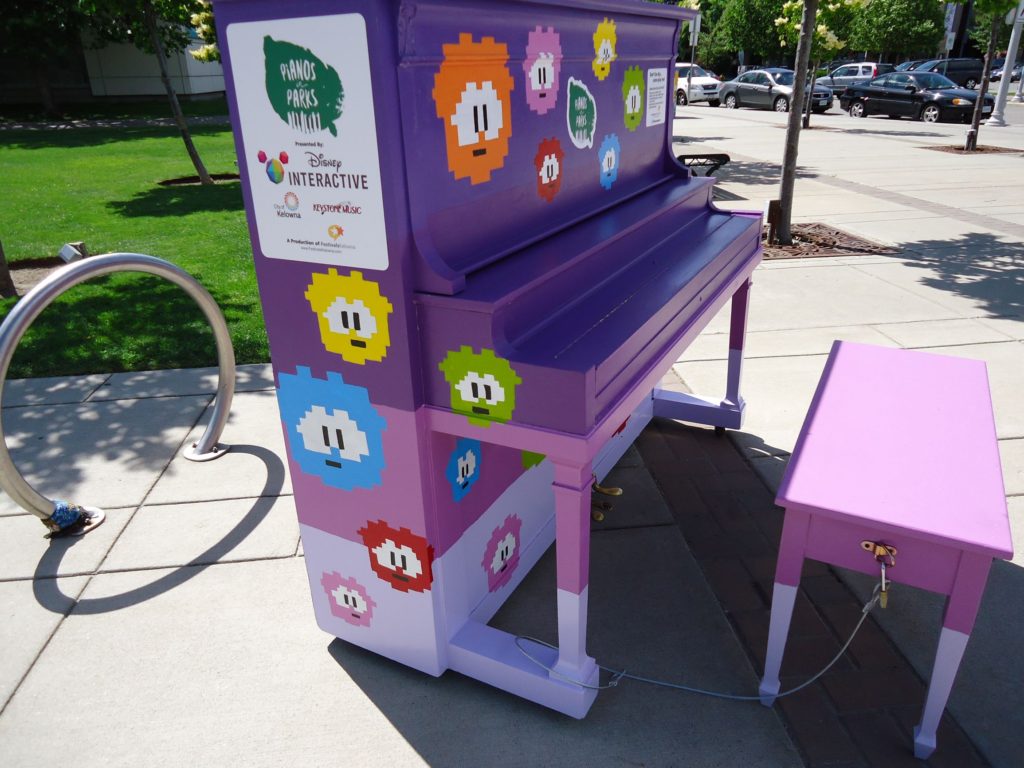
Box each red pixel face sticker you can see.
[359,520,434,593]
[433,34,515,185]
[534,137,565,203]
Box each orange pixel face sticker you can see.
[305,269,394,365]
[433,34,515,185]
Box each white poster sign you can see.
[226,14,388,270]
[645,68,668,127]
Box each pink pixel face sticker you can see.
[481,514,523,592]
[321,572,376,627]
[522,26,562,115]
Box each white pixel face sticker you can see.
[332,585,368,614]
[530,54,556,92]
[626,85,641,115]
[324,297,378,340]
[457,448,477,487]
[452,81,505,147]
[297,405,370,462]
[490,532,517,574]
[373,538,424,578]
[602,147,617,173]
[455,371,506,406]
[597,39,614,65]
[539,153,560,185]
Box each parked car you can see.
[840,71,995,123]
[895,59,927,72]
[719,68,834,113]
[818,62,894,96]
[912,58,984,89]
[991,63,1021,82]
[674,63,721,106]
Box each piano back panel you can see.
[398,0,685,294]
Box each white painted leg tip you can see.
[913,726,936,759]
[758,680,779,707]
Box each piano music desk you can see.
[759,341,1012,759]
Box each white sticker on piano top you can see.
[226,14,388,270]
[645,67,668,128]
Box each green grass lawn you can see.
[1,95,231,123]
[1,124,268,379]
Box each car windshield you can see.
[910,72,957,90]
[772,71,795,86]
[915,60,941,71]
[678,65,709,78]
[895,61,916,71]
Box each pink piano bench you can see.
[758,341,1012,759]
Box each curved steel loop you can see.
[0,253,236,519]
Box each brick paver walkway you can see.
[637,418,989,768]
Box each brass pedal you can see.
[592,474,623,497]
[591,498,613,522]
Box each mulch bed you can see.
[924,145,1024,155]
[6,257,64,297]
[763,223,900,260]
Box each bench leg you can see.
[913,552,991,759]
[551,460,599,687]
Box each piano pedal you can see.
[714,426,726,436]
[592,475,623,497]
[591,498,613,522]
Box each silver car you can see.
[719,68,833,113]
[819,62,894,96]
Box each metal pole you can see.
[0,253,235,521]
[989,1,1024,125]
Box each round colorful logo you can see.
[284,191,299,211]
[257,149,289,184]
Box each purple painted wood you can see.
[778,341,1012,560]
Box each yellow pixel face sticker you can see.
[592,18,617,81]
[305,269,394,364]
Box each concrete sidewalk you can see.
[1,107,1022,766]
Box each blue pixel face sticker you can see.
[277,367,386,490]
[446,438,482,501]
[598,134,621,190]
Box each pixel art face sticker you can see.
[622,66,645,131]
[482,514,523,592]
[567,78,597,149]
[598,134,621,190]
[446,438,482,501]
[321,572,376,627]
[534,137,565,203]
[263,36,344,135]
[359,520,434,593]
[433,34,515,185]
[305,269,394,364]
[592,18,617,81]
[523,26,562,115]
[438,346,522,427]
[277,367,386,490]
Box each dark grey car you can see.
[719,68,833,113]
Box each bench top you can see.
[777,341,1012,559]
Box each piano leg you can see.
[724,276,751,410]
[551,459,600,688]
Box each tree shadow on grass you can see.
[106,180,243,218]
[1,124,231,151]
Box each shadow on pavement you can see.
[32,444,283,615]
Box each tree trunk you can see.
[33,67,58,117]
[803,59,818,130]
[964,17,1000,152]
[144,1,214,184]
[776,0,820,245]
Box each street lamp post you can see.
[990,1,1024,123]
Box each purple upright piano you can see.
[215,0,761,717]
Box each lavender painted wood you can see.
[777,341,1012,560]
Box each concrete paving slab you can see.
[872,318,1014,348]
[88,363,274,400]
[680,324,894,363]
[999,438,1024,498]
[145,390,292,504]
[977,315,1024,340]
[0,395,211,515]
[0,508,132,580]
[101,496,299,572]
[747,454,789,492]
[2,374,109,408]
[0,576,88,707]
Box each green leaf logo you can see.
[566,77,597,149]
[263,36,344,137]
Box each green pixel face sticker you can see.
[622,66,645,131]
[263,36,344,136]
[439,347,522,427]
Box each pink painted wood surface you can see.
[777,341,1012,560]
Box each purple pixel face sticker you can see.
[481,514,523,592]
[321,571,377,627]
[522,26,562,115]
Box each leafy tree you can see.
[718,0,787,64]
[83,0,214,184]
[0,1,87,115]
[849,0,945,59]
[959,0,1018,151]
[189,0,219,63]
[776,0,851,126]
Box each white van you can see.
[675,63,721,106]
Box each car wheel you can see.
[849,100,866,118]
[965,78,978,90]
[920,104,941,123]
[708,99,720,108]
[774,96,789,113]
[676,89,688,106]
[724,94,737,109]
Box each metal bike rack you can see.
[0,253,235,529]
